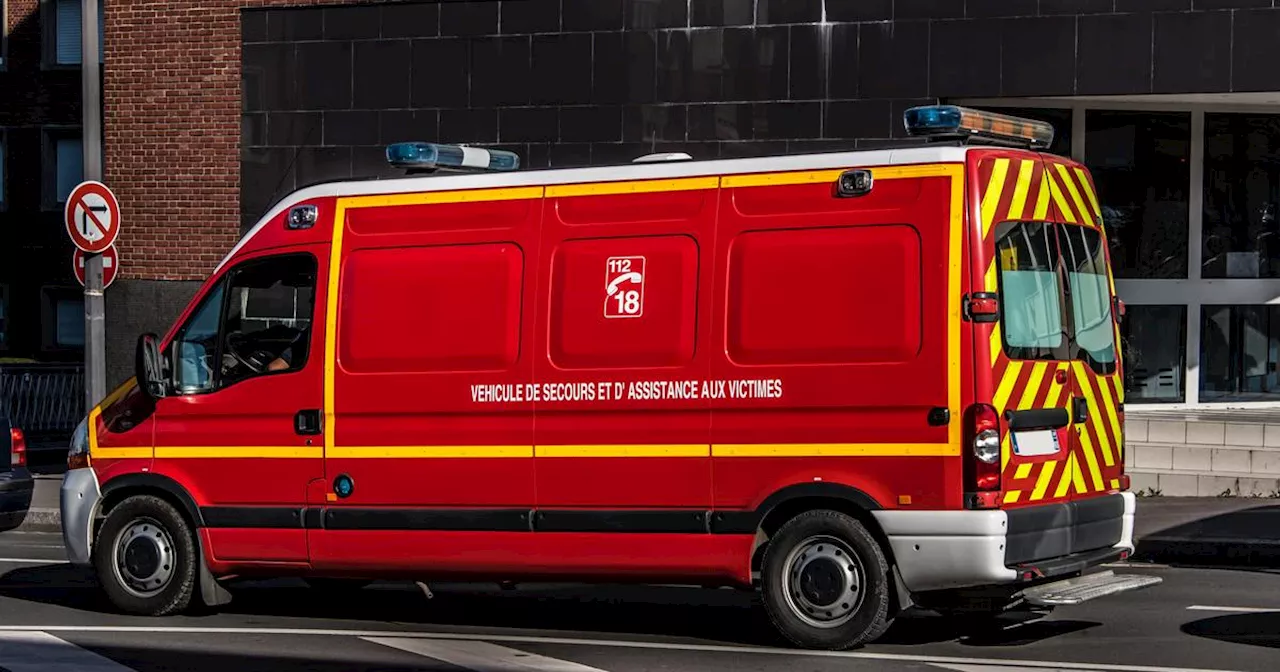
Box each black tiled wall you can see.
[242,0,1280,229]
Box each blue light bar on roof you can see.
[386,142,521,172]
[903,105,1054,148]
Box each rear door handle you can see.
[295,409,322,435]
[1072,397,1089,424]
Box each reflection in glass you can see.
[1203,114,1280,278]
[1200,305,1280,402]
[1085,111,1190,279]
[1122,305,1186,403]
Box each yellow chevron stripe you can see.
[990,324,1002,366]
[1032,173,1052,220]
[1076,424,1106,492]
[981,159,1010,237]
[1046,171,1077,224]
[1074,166,1101,219]
[994,361,1023,411]
[1045,365,1067,408]
[1072,452,1089,494]
[1017,362,1048,410]
[1004,490,1022,504]
[1096,375,1124,466]
[1075,363,1116,467]
[1007,159,1035,221]
[1054,163,1094,227]
[1001,431,1012,471]
[1054,453,1075,499]
[1032,460,1057,501]
[985,261,998,292]
[1014,462,1033,480]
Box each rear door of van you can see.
[974,152,1076,510]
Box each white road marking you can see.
[0,626,1242,672]
[0,631,136,671]
[1187,605,1280,613]
[931,664,1097,672]
[367,637,608,671]
[0,557,68,564]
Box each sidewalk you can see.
[11,479,1280,567]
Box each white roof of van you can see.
[218,144,973,275]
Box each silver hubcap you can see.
[781,535,865,628]
[112,517,175,598]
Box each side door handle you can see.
[294,409,322,435]
[1072,397,1089,424]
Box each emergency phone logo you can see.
[604,256,646,319]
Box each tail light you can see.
[964,404,1001,509]
[9,428,26,468]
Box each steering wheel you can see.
[224,331,275,374]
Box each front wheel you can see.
[92,495,198,616]
[760,509,894,650]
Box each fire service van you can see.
[62,106,1159,649]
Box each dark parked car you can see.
[0,415,33,531]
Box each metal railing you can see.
[0,364,85,443]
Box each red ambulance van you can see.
[62,106,1159,649]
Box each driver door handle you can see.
[295,409,322,435]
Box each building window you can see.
[42,129,83,209]
[1202,113,1280,279]
[1200,304,1280,402]
[1085,111,1191,280]
[44,0,104,67]
[55,299,84,348]
[1123,305,1186,403]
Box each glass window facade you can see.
[1202,113,1280,279]
[1200,305,1280,402]
[1122,305,1186,403]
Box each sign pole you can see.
[82,0,105,411]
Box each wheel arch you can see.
[99,473,206,531]
[748,483,896,573]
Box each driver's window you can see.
[172,253,318,394]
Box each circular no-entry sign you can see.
[64,180,121,253]
[74,244,119,289]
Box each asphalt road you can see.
[0,532,1277,672]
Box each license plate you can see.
[1012,429,1060,457]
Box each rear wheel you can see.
[759,509,894,650]
[92,495,197,616]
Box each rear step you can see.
[1021,570,1162,607]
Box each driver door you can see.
[149,246,327,564]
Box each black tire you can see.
[760,509,894,650]
[303,578,371,592]
[92,495,197,617]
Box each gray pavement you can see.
[0,532,1276,671]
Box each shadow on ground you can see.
[1134,504,1280,568]
[1182,613,1280,649]
[0,564,1090,649]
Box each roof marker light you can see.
[903,105,1054,149]
[386,142,521,172]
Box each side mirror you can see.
[135,333,169,400]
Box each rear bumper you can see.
[873,491,1135,593]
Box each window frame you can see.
[167,251,319,397]
[39,285,85,353]
[41,126,95,211]
[41,0,105,70]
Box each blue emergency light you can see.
[903,105,1054,149]
[386,142,521,172]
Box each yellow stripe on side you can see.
[328,446,534,459]
[1096,375,1125,465]
[155,446,324,459]
[712,443,957,457]
[1074,167,1102,219]
[1075,362,1116,467]
[1017,362,1048,410]
[92,447,154,460]
[989,323,1002,367]
[994,361,1023,411]
[1054,163,1094,227]
[546,177,718,198]
[1001,432,1012,471]
[1032,175,1052,220]
[1006,159,1035,221]
[980,158,1010,237]
[1071,452,1089,494]
[324,202,347,458]
[1003,490,1022,504]
[1014,462,1033,480]
[539,445,709,458]
[1054,453,1076,499]
[945,164,964,451]
[1075,427,1106,492]
[1031,460,1058,501]
[1045,172,1077,224]
[341,186,544,210]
